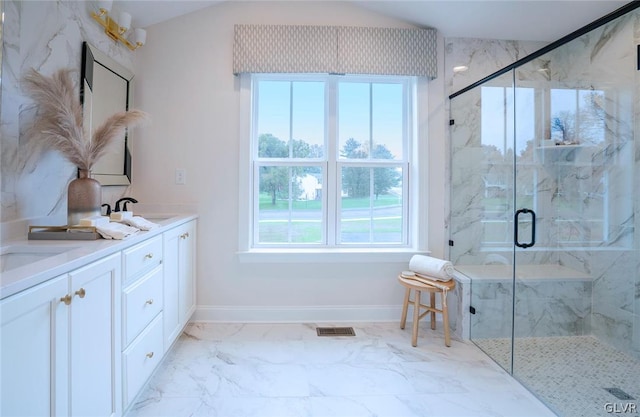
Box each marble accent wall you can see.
[446,10,640,360]
[1,0,133,226]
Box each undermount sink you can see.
[137,215,175,225]
[0,245,78,273]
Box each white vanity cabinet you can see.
[162,220,196,351]
[68,253,122,417]
[0,275,68,417]
[121,235,164,409]
[0,214,197,417]
[0,253,121,417]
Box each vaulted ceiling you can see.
[115,0,630,42]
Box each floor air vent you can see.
[604,387,635,400]
[316,327,356,337]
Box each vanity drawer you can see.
[122,313,163,409]
[123,235,162,281]
[122,265,163,346]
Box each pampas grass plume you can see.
[23,68,148,171]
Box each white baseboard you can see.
[192,305,404,323]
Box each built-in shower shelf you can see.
[536,144,587,150]
[535,143,600,164]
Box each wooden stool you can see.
[398,274,456,347]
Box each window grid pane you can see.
[372,83,404,160]
[292,81,325,158]
[257,81,290,157]
[339,82,370,159]
[338,165,405,245]
[256,164,324,245]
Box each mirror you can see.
[1,1,4,118]
[81,42,134,185]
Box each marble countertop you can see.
[0,213,197,300]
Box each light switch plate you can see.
[175,168,186,185]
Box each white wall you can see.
[132,1,449,321]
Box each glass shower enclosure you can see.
[449,4,639,417]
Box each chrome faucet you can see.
[114,197,138,212]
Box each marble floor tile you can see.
[125,322,556,417]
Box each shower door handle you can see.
[514,208,536,248]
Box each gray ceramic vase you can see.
[67,169,101,227]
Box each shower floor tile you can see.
[125,322,555,417]
[474,336,640,417]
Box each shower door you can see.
[449,71,517,372]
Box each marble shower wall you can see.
[585,10,640,359]
[446,10,639,360]
[444,38,547,342]
[1,0,133,226]
[445,38,547,267]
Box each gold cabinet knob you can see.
[146,352,154,359]
[60,294,72,305]
[145,299,154,305]
[75,288,86,298]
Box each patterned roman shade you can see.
[233,24,437,78]
[336,26,437,77]
[233,25,338,74]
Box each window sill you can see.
[236,248,429,264]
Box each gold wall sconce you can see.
[91,0,146,51]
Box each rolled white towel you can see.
[96,222,140,240]
[119,216,159,231]
[408,255,455,281]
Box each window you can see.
[550,88,605,145]
[247,74,416,249]
[550,88,610,244]
[480,86,535,245]
[478,85,626,248]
